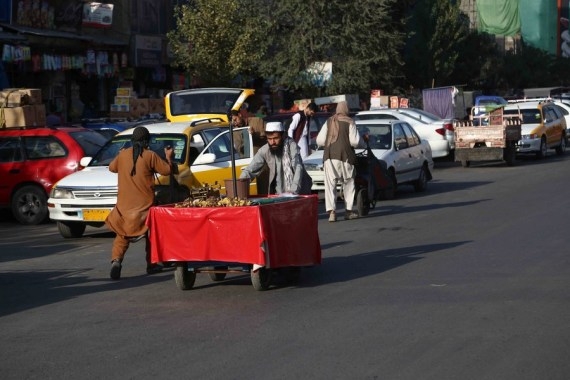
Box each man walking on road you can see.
[316,101,361,222]
[105,126,175,279]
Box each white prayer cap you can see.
[265,121,284,132]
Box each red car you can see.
[0,126,108,224]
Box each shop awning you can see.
[0,23,88,41]
[0,29,28,42]
[0,23,127,46]
[85,35,127,46]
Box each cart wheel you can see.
[209,266,228,281]
[461,159,470,168]
[251,267,272,291]
[174,264,196,290]
[356,188,370,216]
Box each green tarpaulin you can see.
[477,0,521,36]
[519,0,557,55]
[477,0,558,55]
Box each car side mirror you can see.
[192,152,216,165]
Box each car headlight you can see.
[521,133,538,140]
[50,187,74,199]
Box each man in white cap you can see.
[240,121,312,195]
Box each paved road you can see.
[1,154,570,380]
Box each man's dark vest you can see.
[292,111,307,144]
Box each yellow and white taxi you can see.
[504,100,567,158]
[165,87,255,123]
[48,121,256,238]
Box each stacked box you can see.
[149,99,165,114]
[1,105,37,127]
[0,88,42,107]
[109,111,130,118]
[34,104,46,126]
[116,88,132,97]
[129,98,149,118]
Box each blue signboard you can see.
[0,1,11,23]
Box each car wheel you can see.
[355,188,370,216]
[413,165,428,192]
[174,264,196,290]
[11,185,48,225]
[536,136,547,158]
[381,170,397,200]
[57,221,86,238]
[251,267,272,291]
[555,136,566,156]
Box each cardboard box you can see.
[114,96,130,105]
[149,99,165,114]
[116,88,132,97]
[110,104,129,113]
[129,98,149,118]
[34,104,46,126]
[1,106,37,128]
[1,88,42,105]
[1,90,31,107]
[110,111,131,119]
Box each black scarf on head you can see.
[131,127,150,176]
[131,140,148,176]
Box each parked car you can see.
[503,100,566,158]
[164,87,255,123]
[81,115,166,141]
[303,120,434,196]
[551,100,570,143]
[355,108,454,158]
[48,122,255,238]
[0,126,108,225]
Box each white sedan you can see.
[304,120,434,198]
[355,108,454,158]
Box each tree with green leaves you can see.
[167,0,271,86]
[258,0,405,97]
[403,0,469,89]
[168,0,405,96]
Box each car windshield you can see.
[68,129,108,156]
[357,124,392,150]
[504,108,541,124]
[88,133,187,166]
[169,90,242,116]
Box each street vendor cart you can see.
[146,195,322,291]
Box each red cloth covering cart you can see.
[146,195,322,290]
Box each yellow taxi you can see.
[165,87,255,123]
[48,121,257,238]
[504,100,567,158]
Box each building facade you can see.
[0,0,177,123]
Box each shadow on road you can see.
[0,269,172,317]
[304,241,471,287]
